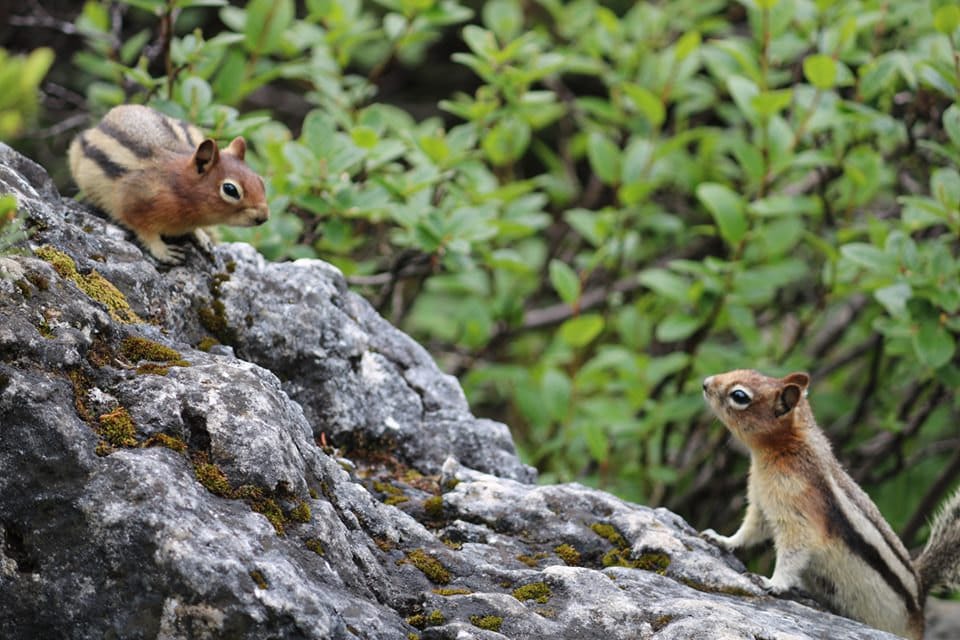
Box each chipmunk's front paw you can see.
[191,229,215,258]
[701,528,734,551]
[141,234,187,266]
[757,575,782,594]
[759,576,817,604]
[152,243,186,266]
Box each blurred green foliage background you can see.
[3,0,960,548]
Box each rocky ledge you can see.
[0,143,915,639]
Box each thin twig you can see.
[21,113,89,139]
[834,334,883,448]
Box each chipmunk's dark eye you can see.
[729,389,751,406]
[221,181,241,201]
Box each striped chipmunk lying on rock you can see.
[69,104,269,264]
[701,369,960,639]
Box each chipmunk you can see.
[701,369,960,639]
[68,104,269,264]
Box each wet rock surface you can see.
[0,142,915,638]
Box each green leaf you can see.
[638,268,690,303]
[748,195,821,217]
[931,168,960,209]
[913,318,955,369]
[944,105,960,148]
[752,89,793,117]
[674,30,701,61]
[482,117,530,166]
[80,1,110,32]
[350,125,378,149]
[20,48,54,91]
[383,13,406,40]
[934,5,960,35]
[400,0,434,15]
[587,132,622,186]
[541,368,572,422]
[727,75,759,123]
[245,0,294,55]
[621,138,654,185]
[482,0,523,42]
[839,243,894,273]
[418,133,450,165]
[803,54,837,90]
[559,314,605,347]
[582,424,609,463]
[655,314,701,343]
[462,25,498,60]
[875,283,912,318]
[622,84,665,128]
[179,76,212,111]
[696,183,748,246]
[549,260,581,305]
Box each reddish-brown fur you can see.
[117,150,266,236]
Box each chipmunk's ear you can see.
[225,136,246,160]
[193,139,220,174]
[782,372,810,390]
[774,375,808,418]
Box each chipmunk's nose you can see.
[702,376,714,391]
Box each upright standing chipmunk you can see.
[702,369,960,639]
[69,104,269,264]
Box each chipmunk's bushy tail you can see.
[916,485,960,595]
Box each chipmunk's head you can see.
[702,369,810,450]
[189,137,270,228]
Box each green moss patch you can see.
[517,552,548,567]
[35,246,142,324]
[289,500,311,523]
[120,336,183,362]
[423,495,444,518]
[305,538,325,556]
[469,615,502,632]
[432,587,471,596]
[405,610,445,629]
[250,495,285,535]
[196,336,219,352]
[590,521,671,573]
[193,453,233,498]
[402,549,451,585]
[249,569,268,589]
[602,548,671,573]
[97,406,137,447]
[144,433,188,453]
[554,543,581,566]
[591,522,628,548]
[68,369,94,423]
[512,582,551,603]
[634,552,671,574]
[198,271,236,344]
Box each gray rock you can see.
[0,141,923,639]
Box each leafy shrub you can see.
[7,0,960,542]
[0,46,50,258]
[0,46,53,140]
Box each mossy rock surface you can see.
[0,145,905,640]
